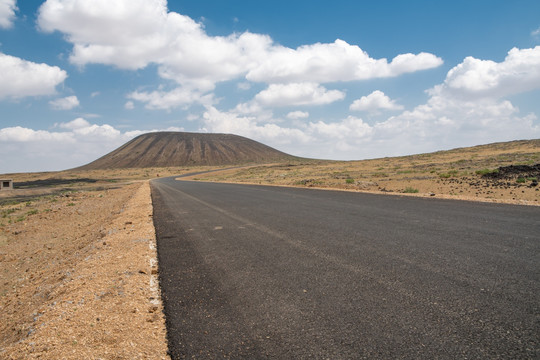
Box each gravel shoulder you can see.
[0,181,169,359]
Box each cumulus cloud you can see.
[309,116,372,140]
[246,40,443,83]
[0,119,186,172]
[37,0,442,106]
[287,111,309,119]
[0,126,73,143]
[0,0,16,29]
[370,47,540,153]
[49,95,79,110]
[0,53,67,99]
[199,48,540,160]
[57,117,90,129]
[438,46,540,99]
[200,107,378,159]
[37,0,272,90]
[201,106,311,145]
[350,90,404,112]
[127,86,214,110]
[255,83,345,107]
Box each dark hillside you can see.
[77,132,297,169]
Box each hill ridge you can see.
[77,132,297,170]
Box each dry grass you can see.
[186,139,540,205]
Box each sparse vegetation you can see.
[403,187,419,193]
[439,170,459,178]
[180,139,539,204]
[475,168,498,176]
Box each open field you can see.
[0,139,538,358]
[187,139,540,205]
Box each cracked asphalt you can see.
[151,176,539,359]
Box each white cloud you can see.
[0,119,187,172]
[37,0,272,91]
[0,0,16,29]
[57,117,90,129]
[255,83,345,107]
[371,96,539,156]
[369,48,540,154]
[287,111,309,119]
[201,106,311,145]
[37,0,442,101]
[0,53,67,99]
[246,40,443,83]
[200,107,378,159]
[439,46,540,99]
[127,86,214,110]
[124,100,134,110]
[350,90,404,112]
[237,82,251,90]
[198,49,540,160]
[532,27,540,38]
[49,95,79,110]
[309,116,372,140]
[0,126,73,143]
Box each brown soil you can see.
[0,182,169,359]
[78,132,298,170]
[187,139,540,205]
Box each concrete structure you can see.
[0,179,13,190]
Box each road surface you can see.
[151,176,539,359]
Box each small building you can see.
[0,179,13,191]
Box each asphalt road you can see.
[151,176,539,359]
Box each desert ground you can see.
[189,139,540,205]
[0,140,538,358]
[0,167,218,359]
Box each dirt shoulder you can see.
[0,182,169,359]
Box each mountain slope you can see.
[77,132,297,169]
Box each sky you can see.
[1,0,540,173]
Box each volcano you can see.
[77,132,297,169]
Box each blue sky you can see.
[1,0,540,173]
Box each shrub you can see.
[439,170,459,178]
[475,168,498,176]
[346,178,355,184]
[403,187,419,193]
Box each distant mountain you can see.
[77,132,298,169]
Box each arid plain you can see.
[0,139,539,358]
